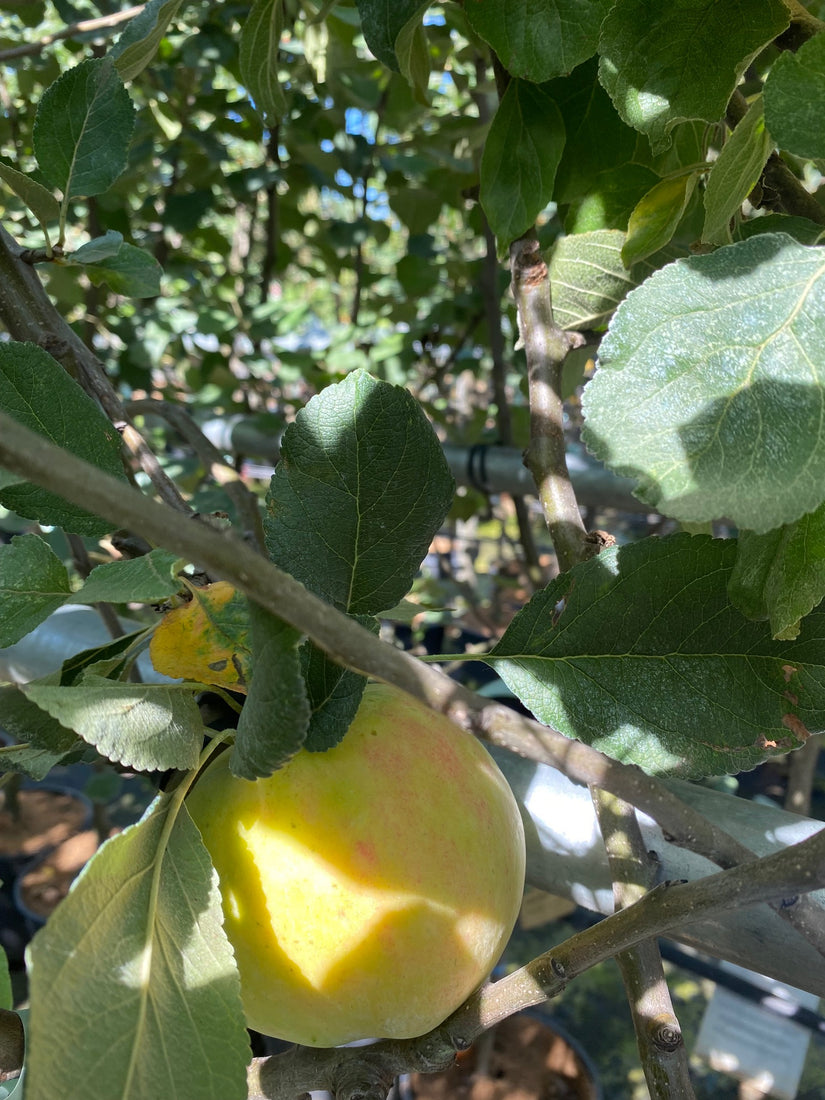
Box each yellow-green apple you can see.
[186,682,526,1047]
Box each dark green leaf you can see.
[301,614,379,752]
[730,506,825,640]
[264,369,454,616]
[26,797,250,1100]
[764,30,825,160]
[59,630,150,686]
[355,0,429,71]
[0,683,82,778]
[230,601,310,779]
[33,57,135,198]
[23,675,204,771]
[0,341,128,536]
[110,0,186,83]
[550,59,638,205]
[598,0,789,151]
[0,161,60,229]
[68,549,182,606]
[582,234,825,532]
[702,95,773,246]
[488,533,823,777]
[240,0,287,124]
[480,79,565,244]
[0,534,71,647]
[73,242,163,298]
[466,0,612,82]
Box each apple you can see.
[186,682,526,1048]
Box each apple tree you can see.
[1,2,825,1099]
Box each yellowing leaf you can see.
[150,581,251,693]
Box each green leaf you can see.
[301,614,379,752]
[395,10,430,103]
[69,230,124,264]
[264,369,454,616]
[26,796,250,1100]
[0,534,71,648]
[735,213,825,247]
[0,684,82,779]
[487,533,822,777]
[730,506,825,640]
[764,30,825,160]
[22,675,204,771]
[0,953,11,1012]
[582,233,825,533]
[33,57,135,199]
[550,58,638,206]
[355,0,429,71]
[598,0,789,152]
[110,0,186,83]
[466,0,612,82]
[229,602,310,779]
[564,163,659,233]
[621,172,697,267]
[239,0,287,125]
[702,95,773,246]
[59,630,150,686]
[71,242,163,298]
[0,161,60,229]
[0,341,128,536]
[68,549,182,606]
[480,79,565,245]
[549,229,636,330]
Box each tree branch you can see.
[0,5,144,62]
[248,823,825,1100]
[509,232,591,572]
[593,789,695,1099]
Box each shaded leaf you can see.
[764,30,825,161]
[59,629,151,686]
[355,0,429,71]
[229,602,309,779]
[0,684,82,779]
[621,172,697,267]
[488,534,822,777]
[730,506,825,640]
[0,534,70,648]
[0,341,127,536]
[582,233,825,532]
[598,0,789,152]
[33,57,135,199]
[301,614,379,752]
[26,797,250,1100]
[23,675,204,771]
[264,370,453,616]
[69,230,124,264]
[702,95,773,246]
[0,161,60,228]
[549,229,636,330]
[480,79,565,245]
[240,0,287,124]
[68,549,182,606]
[150,582,251,693]
[71,242,163,298]
[110,0,186,83]
[466,0,612,83]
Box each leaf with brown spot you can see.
[149,582,251,693]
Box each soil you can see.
[408,1014,599,1100]
[17,829,100,919]
[0,788,90,859]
